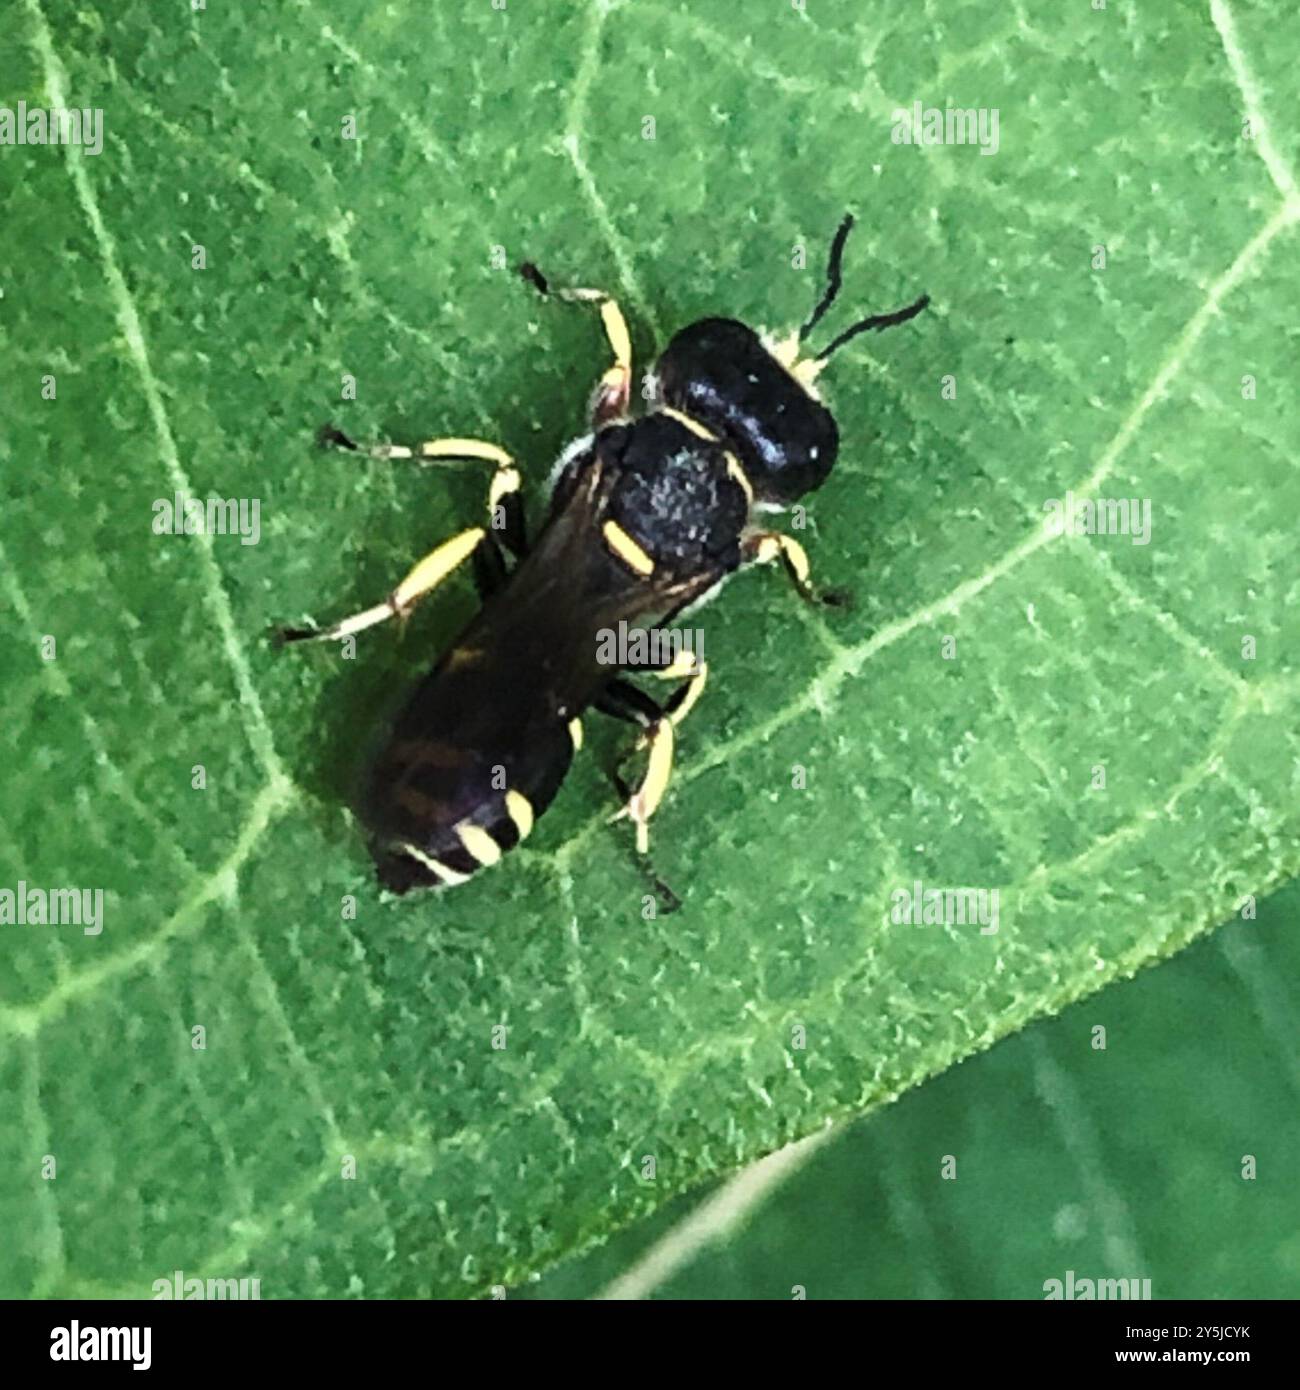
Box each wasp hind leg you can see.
[519,264,632,426]
[272,526,491,646]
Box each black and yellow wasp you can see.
[276,216,927,896]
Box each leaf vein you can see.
[0,781,293,1039]
[563,0,662,339]
[0,550,205,884]
[1210,0,1300,208]
[1075,542,1249,692]
[23,0,290,791]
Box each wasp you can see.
[275,215,927,897]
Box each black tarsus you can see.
[647,871,682,915]
[317,423,360,452]
[519,261,550,296]
[268,623,317,648]
[799,212,855,344]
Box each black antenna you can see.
[813,291,931,363]
[798,212,855,343]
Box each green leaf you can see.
[524,881,1300,1299]
[2,0,1297,1298]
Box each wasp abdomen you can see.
[365,721,575,894]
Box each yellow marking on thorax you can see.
[457,823,503,867]
[602,520,655,576]
[658,407,753,505]
[505,790,535,841]
[658,406,718,440]
[568,718,584,751]
[398,842,470,886]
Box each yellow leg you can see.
[612,659,708,853]
[745,530,819,602]
[655,654,708,727]
[325,431,521,528]
[548,287,633,423]
[276,526,485,645]
[613,718,674,856]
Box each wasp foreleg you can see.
[519,266,632,426]
[742,531,848,607]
